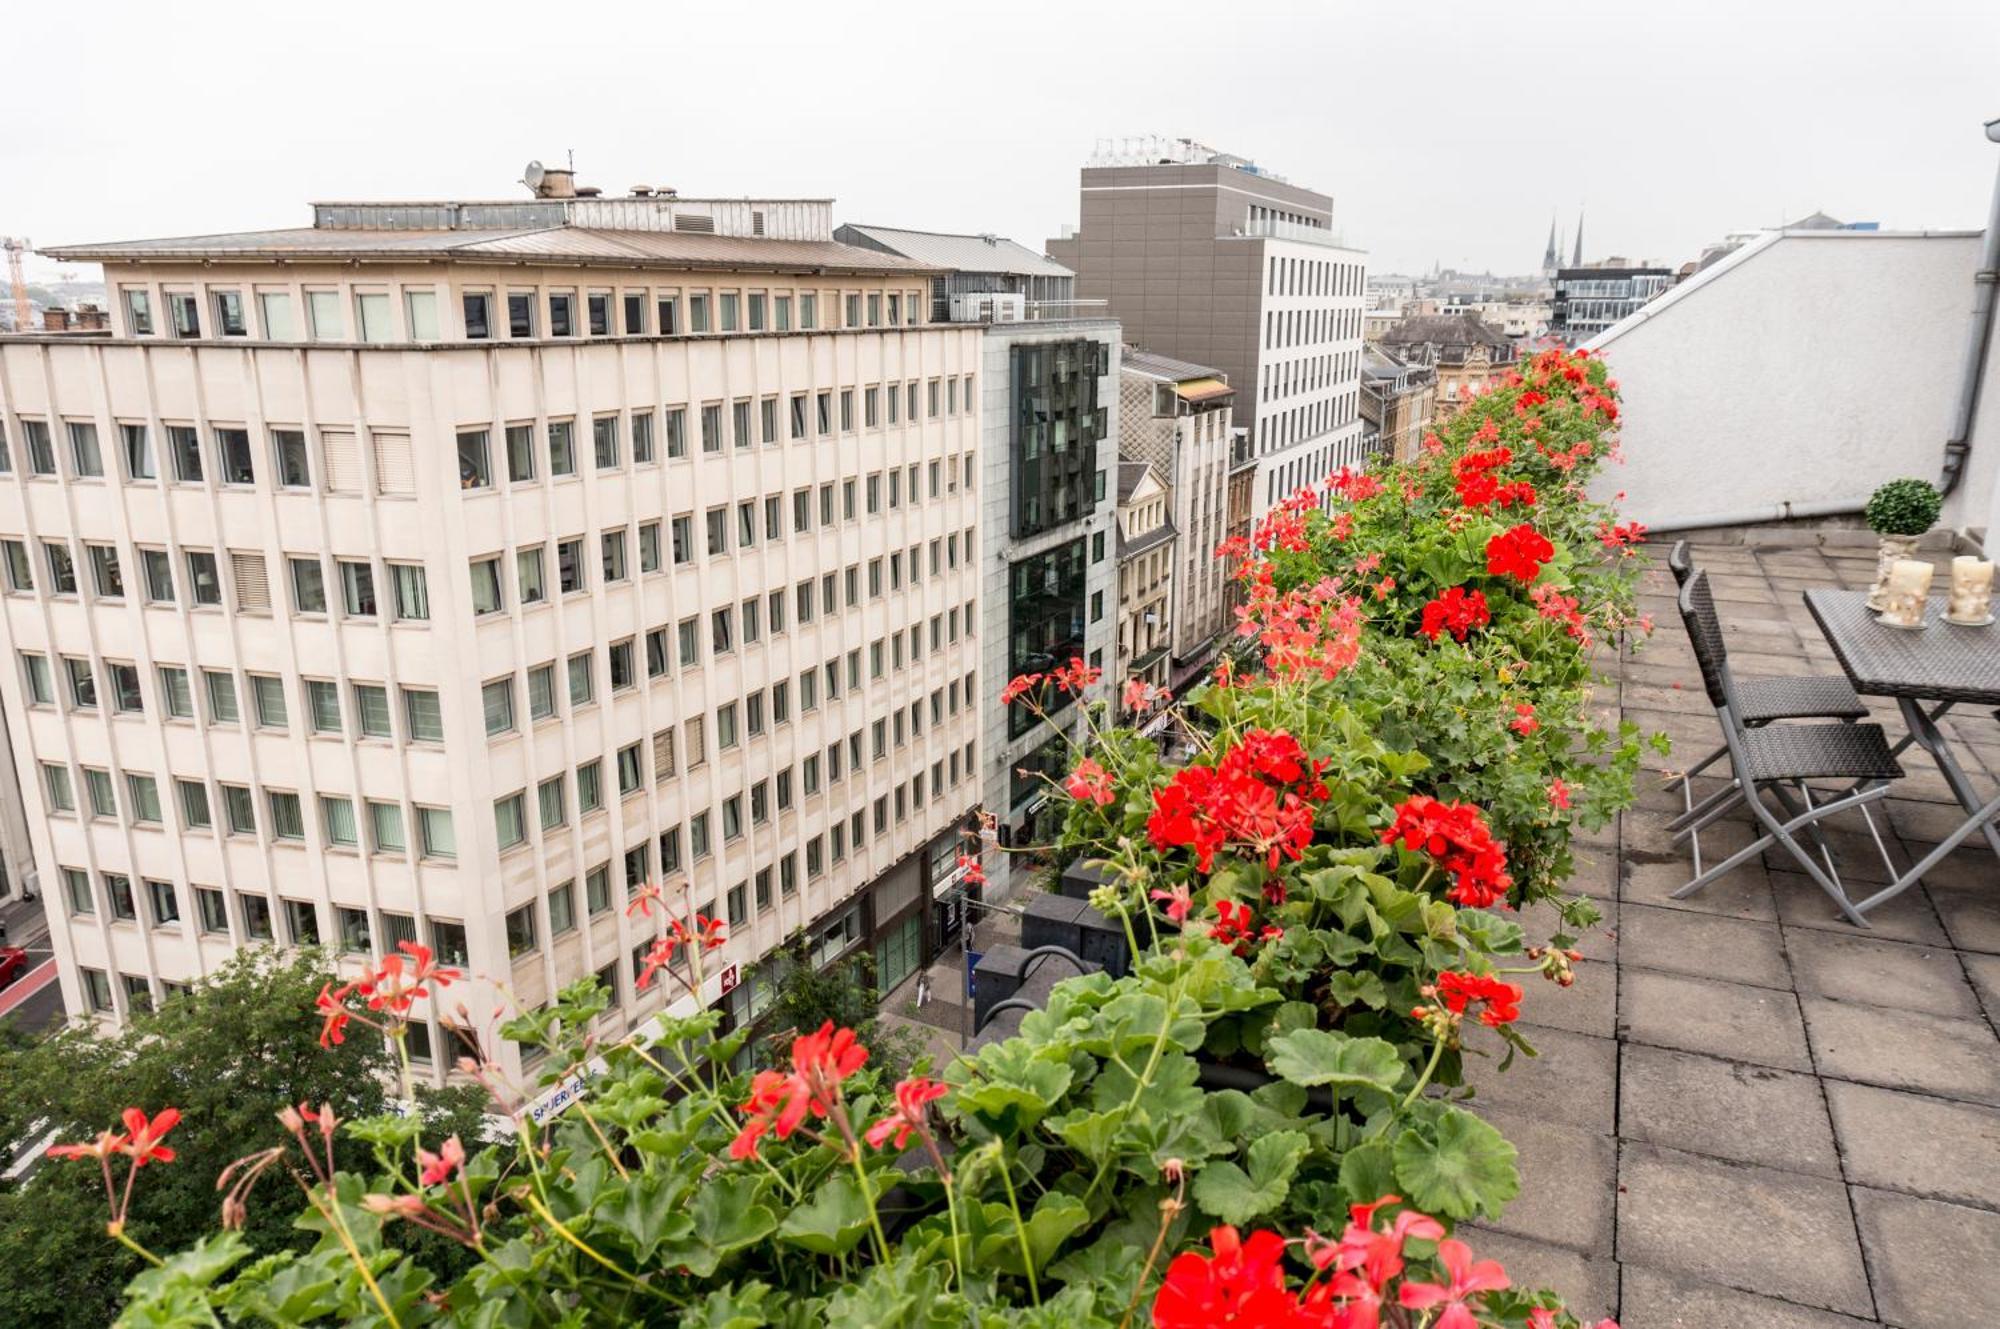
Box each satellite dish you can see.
[524,160,546,191]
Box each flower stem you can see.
[520,1189,669,1301]
[995,1152,1041,1307]
[1398,1035,1449,1113]
[108,1225,164,1268]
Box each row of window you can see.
[1258,390,1359,457]
[1265,253,1366,300]
[118,279,930,345]
[0,372,976,493]
[1261,305,1363,353]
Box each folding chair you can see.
[1664,541,1868,853]
[1672,572,1901,927]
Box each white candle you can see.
[1951,556,1994,594]
[1887,559,1934,596]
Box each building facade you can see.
[1371,314,1519,420]
[1359,348,1437,463]
[1,186,988,1080]
[1045,142,1368,517]
[833,225,1077,323]
[1551,263,1672,345]
[1117,350,1234,688]
[1112,461,1175,714]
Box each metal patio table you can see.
[1805,588,2000,915]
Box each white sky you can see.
[7,0,1999,280]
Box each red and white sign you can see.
[719,963,740,995]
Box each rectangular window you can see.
[495,793,527,850]
[44,542,77,595]
[463,292,492,339]
[482,678,514,736]
[323,796,359,848]
[419,807,456,859]
[567,651,594,707]
[587,292,611,337]
[609,638,636,691]
[307,679,341,733]
[600,530,627,583]
[203,669,238,723]
[354,684,391,738]
[186,550,222,605]
[505,424,535,482]
[631,411,654,463]
[470,558,504,614]
[593,415,620,470]
[548,292,575,337]
[719,292,739,331]
[547,420,576,477]
[587,864,612,915]
[733,399,752,450]
[268,791,306,841]
[678,618,700,668]
[158,665,192,718]
[528,664,557,720]
[2,540,31,592]
[68,422,104,477]
[549,882,576,936]
[124,288,155,335]
[516,547,546,605]
[404,689,443,742]
[251,674,287,728]
[222,784,256,836]
[196,887,227,932]
[338,559,377,616]
[44,762,74,812]
[538,775,566,830]
[457,430,491,489]
[617,742,643,795]
[576,760,602,813]
[690,294,710,332]
[622,292,646,335]
[638,520,661,573]
[87,544,124,598]
[370,801,406,853]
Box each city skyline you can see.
[8,0,1998,282]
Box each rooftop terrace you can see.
[1459,528,2000,1328]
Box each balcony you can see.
[1236,217,1353,249]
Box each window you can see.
[60,656,98,712]
[706,507,727,556]
[2,540,31,592]
[88,544,124,598]
[516,547,546,605]
[352,292,392,343]
[690,811,711,859]
[549,882,577,937]
[124,288,154,335]
[543,420,579,481]
[186,550,222,605]
[158,666,192,718]
[167,291,202,338]
[464,292,492,339]
[733,399,752,450]
[600,530,627,583]
[617,742,643,795]
[686,714,707,767]
[404,689,443,742]
[701,403,723,453]
[390,563,429,620]
[717,702,739,750]
[528,664,557,719]
[223,784,257,836]
[586,864,613,916]
[271,429,310,487]
[631,411,655,463]
[567,651,594,706]
[323,796,359,848]
[538,775,566,830]
[166,425,203,482]
[44,542,77,595]
[502,424,536,483]
[678,618,699,668]
[663,406,687,459]
[470,558,504,614]
[370,801,406,853]
[711,606,733,655]
[68,422,104,477]
[482,678,515,736]
[548,292,575,337]
[638,521,661,573]
[307,680,341,733]
[576,760,603,813]
[44,762,74,812]
[593,416,620,470]
[506,291,535,338]
[82,968,114,1013]
[587,293,611,337]
[196,887,228,933]
[670,514,692,565]
[354,684,392,738]
[251,674,287,728]
[267,791,306,841]
[419,807,456,859]
[495,793,528,850]
[336,905,370,953]
[737,501,755,548]
[457,430,491,489]
[817,391,832,435]
[339,560,377,616]
[290,557,327,613]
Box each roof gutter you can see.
[1645,496,1871,536]
[1939,115,2000,499]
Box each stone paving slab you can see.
[1784,929,1981,1019]
[1619,1044,1841,1178]
[1619,902,1791,989]
[1621,968,1813,1071]
[1801,995,2000,1106]
[1455,1023,1618,1135]
[1616,1143,1875,1318]
[1463,1227,1620,1324]
[1618,1265,1881,1329]
[1476,1105,1619,1254]
[1850,1187,2000,1328]
[1824,1080,2000,1211]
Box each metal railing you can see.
[1237,218,1351,250]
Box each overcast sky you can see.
[8,0,1998,281]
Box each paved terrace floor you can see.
[1461,531,2000,1329]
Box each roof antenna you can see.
[567,148,575,172]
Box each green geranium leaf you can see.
[1265,1028,1406,1094]
[1393,1108,1520,1220]
[1338,1139,1399,1206]
[1050,1105,1128,1165]
[776,1175,872,1256]
[1325,971,1388,1010]
[1191,1129,1308,1225]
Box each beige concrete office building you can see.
[1046,140,1370,518]
[0,185,988,1080]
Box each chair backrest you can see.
[1668,539,1694,587]
[1677,570,1733,711]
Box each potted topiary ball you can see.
[1864,478,1943,609]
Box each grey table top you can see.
[1804,589,2000,705]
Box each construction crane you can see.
[2,237,30,333]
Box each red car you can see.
[0,947,27,991]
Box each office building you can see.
[1117,350,1235,687]
[0,176,987,1078]
[1046,138,1369,516]
[1551,262,1673,345]
[833,225,1077,322]
[1112,460,1176,716]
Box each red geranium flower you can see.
[864,1076,949,1151]
[1151,1226,1297,1329]
[728,1022,868,1160]
[1398,1237,1511,1329]
[417,1135,465,1186]
[1509,702,1539,735]
[1381,795,1514,909]
[1064,757,1116,807]
[1418,586,1491,642]
[1147,730,1327,873]
[1000,673,1043,706]
[1433,970,1525,1028]
[315,982,353,1049]
[1548,778,1573,811]
[1150,884,1193,922]
[117,1107,181,1168]
[1485,523,1556,583]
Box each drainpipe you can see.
[1646,496,1873,536]
[1938,115,2000,499]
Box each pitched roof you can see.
[834,224,1073,278]
[1375,313,1513,351]
[1117,459,1155,503]
[43,226,939,276]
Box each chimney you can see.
[41,307,68,332]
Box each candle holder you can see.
[1945,556,1995,627]
[1878,588,1930,629]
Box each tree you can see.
[758,931,927,1081]
[0,947,483,1328]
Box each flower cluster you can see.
[1147,728,1330,873]
[1452,447,1537,511]
[1209,898,1283,956]
[1152,1199,1619,1329]
[1597,520,1647,555]
[1001,656,1102,707]
[1381,795,1515,909]
[636,912,728,991]
[730,1021,869,1160]
[1064,757,1117,807]
[1232,561,1366,684]
[316,941,461,1049]
[1530,583,1591,645]
[1419,586,1491,643]
[1484,523,1556,584]
[1416,970,1525,1031]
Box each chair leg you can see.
[1673,786,1750,843]
[1776,781,1842,888]
[1745,787,1879,929]
[1665,742,1729,795]
[1669,777,1743,832]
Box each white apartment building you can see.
[1117,350,1235,688]
[1112,460,1175,715]
[0,185,988,1080]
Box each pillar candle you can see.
[1886,559,1934,596]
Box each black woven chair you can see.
[1664,540,1868,844]
[1673,572,1900,927]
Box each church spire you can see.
[1571,208,1585,267]
[1541,212,1559,275]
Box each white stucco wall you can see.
[1586,231,2000,549]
